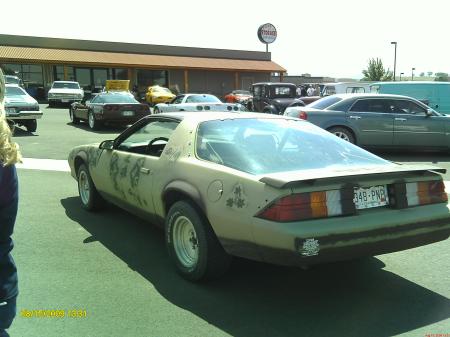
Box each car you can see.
[68,112,450,281]
[4,75,24,87]
[321,82,372,96]
[4,84,43,132]
[251,82,319,114]
[145,85,175,106]
[48,81,84,106]
[224,90,253,105]
[284,93,450,151]
[69,91,150,130]
[153,94,228,113]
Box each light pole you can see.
[391,41,397,81]
[411,67,415,81]
[400,72,404,81]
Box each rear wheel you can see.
[166,201,231,281]
[88,111,100,130]
[153,106,160,114]
[328,126,355,144]
[77,164,104,211]
[25,119,37,132]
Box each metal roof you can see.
[0,46,286,72]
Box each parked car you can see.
[69,91,150,130]
[145,86,175,106]
[251,82,319,114]
[224,90,253,104]
[68,112,450,281]
[4,75,24,87]
[4,84,43,132]
[284,93,450,151]
[321,82,372,96]
[370,81,450,114]
[153,94,224,113]
[48,81,84,106]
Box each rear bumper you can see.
[49,98,82,103]
[6,111,43,120]
[94,111,149,123]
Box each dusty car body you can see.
[68,112,450,280]
[4,84,43,132]
[285,93,450,151]
[69,91,150,130]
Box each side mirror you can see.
[426,109,433,116]
[99,140,114,150]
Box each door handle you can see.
[140,168,151,175]
[348,115,361,120]
[395,118,407,121]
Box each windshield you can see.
[308,96,343,109]
[52,82,80,89]
[186,95,221,103]
[99,94,138,103]
[154,87,172,93]
[196,118,389,175]
[5,86,27,96]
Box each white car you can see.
[153,94,245,113]
[48,81,84,106]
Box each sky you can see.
[2,0,450,79]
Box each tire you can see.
[26,119,37,132]
[166,201,231,281]
[77,164,104,211]
[328,126,355,144]
[88,110,100,130]
[48,101,54,108]
[153,106,160,114]
[70,107,80,124]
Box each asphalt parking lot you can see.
[7,105,450,337]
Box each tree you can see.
[362,58,393,81]
[428,71,433,77]
[419,72,425,77]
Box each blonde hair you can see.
[0,68,22,165]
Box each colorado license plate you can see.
[353,185,389,209]
[61,99,69,103]
[122,111,135,116]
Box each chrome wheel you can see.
[333,131,350,141]
[78,170,90,206]
[172,215,199,268]
[88,112,95,129]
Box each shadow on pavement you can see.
[12,127,38,137]
[61,196,450,337]
[65,122,127,134]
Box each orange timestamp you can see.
[20,309,87,318]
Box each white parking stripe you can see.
[16,158,70,172]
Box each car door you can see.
[346,98,394,146]
[391,99,446,148]
[90,117,180,217]
[163,95,184,112]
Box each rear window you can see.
[52,82,80,89]
[185,95,221,103]
[98,94,138,103]
[308,96,343,109]
[196,118,389,175]
[271,86,296,98]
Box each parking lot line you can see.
[16,157,70,172]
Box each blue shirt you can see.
[0,163,18,300]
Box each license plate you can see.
[353,185,389,209]
[122,111,135,116]
[61,99,69,103]
[5,107,16,115]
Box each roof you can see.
[0,46,286,73]
[252,82,296,86]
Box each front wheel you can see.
[25,119,37,132]
[153,106,160,114]
[77,164,104,211]
[165,201,231,281]
[88,111,100,130]
[328,126,355,144]
[70,107,80,124]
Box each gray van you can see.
[371,81,450,114]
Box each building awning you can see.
[0,46,286,73]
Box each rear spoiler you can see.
[259,164,446,189]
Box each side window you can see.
[261,86,267,98]
[172,95,184,104]
[324,86,336,96]
[253,86,261,97]
[117,120,179,156]
[390,100,410,114]
[346,87,365,94]
[408,101,427,115]
[350,99,389,113]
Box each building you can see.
[0,34,285,100]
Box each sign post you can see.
[257,23,277,52]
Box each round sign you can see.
[257,23,277,44]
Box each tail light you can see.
[256,189,354,222]
[406,180,447,206]
[298,111,307,120]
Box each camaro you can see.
[68,112,450,280]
